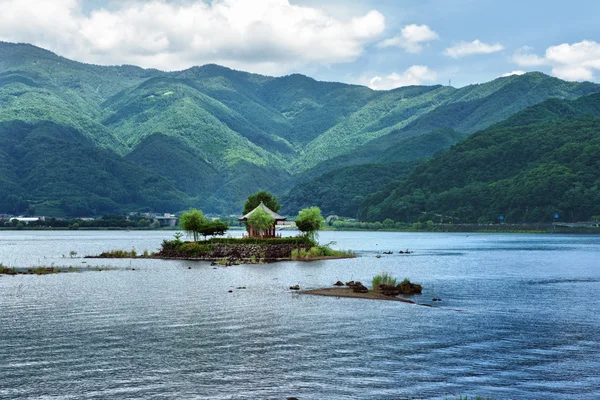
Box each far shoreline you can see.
[1,226,599,234]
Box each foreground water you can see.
[1,231,599,399]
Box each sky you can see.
[1,0,599,89]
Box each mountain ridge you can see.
[1,41,599,217]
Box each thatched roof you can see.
[238,202,286,221]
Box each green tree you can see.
[243,191,280,215]
[247,208,274,237]
[179,208,207,242]
[198,220,229,240]
[295,206,325,241]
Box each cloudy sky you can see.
[1,0,599,89]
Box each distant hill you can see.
[279,161,419,218]
[0,41,598,217]
[0,121,188,216]
[359,92,600,223]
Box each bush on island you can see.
[295,206,325,241]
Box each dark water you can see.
[1,231,599,399]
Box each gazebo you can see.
[238,202,286,238]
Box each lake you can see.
[1,230,599,399]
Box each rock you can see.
[397,280,423,295]
[345,280,355,287]
[334,281,344,286]
[188,267,192,269]
[228,290,233,293]
[379,284,400,296]
[290,285,300,291]
[352,282,369,293]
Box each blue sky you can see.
[1,0,599,88]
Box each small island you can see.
[302,273,431,306]
[92,191,355,263]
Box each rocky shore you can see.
[90,237,355,263]
[155,241,308,262]
[301,287,422,304]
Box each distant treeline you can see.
[330,220,600,233]
[1,215,160,229]
[1,214,244,230]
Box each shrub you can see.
[372,272,398,289]
[291,245,355,260]
[295,206,325,240]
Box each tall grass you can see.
[372,272,397,288]
[290,246,355,260]
[98,249,138,258]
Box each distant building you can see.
[154,213,178,227]
[238,202,286,238]
[10,216,45,224]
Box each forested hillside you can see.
[360,93,600,223]
[280,161,419,218]
[0,41,598,217]
[0,121,188,216]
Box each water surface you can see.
[1,231,599,399]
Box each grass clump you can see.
[372,272,397,288]
[291,245,355,260]
[98,249,138,258]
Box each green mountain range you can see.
[1,41,598,218]
[359,93,600,223]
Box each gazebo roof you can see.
[238,202,286,221]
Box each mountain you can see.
[359,92,600,223]
[279,161,419,218]
[0,121,188,216]
[0,41,599,217]
[294,72,600,179]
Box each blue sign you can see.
[554,213,559,219]
[499,216,504,221]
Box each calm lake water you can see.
[1,231,599,399]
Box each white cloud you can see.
[444,39,504,58]
[511,46,548,67]
[512,41,600,81]
[366,65,437,90]
[0,0,385,74]
[377,24,438,53]
[501,70,526,77]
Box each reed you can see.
[372,272,397,288]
